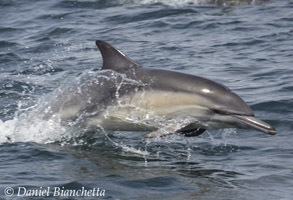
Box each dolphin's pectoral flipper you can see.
[143,121,193,138]
[143,122,205,138]
[143,127,206,138]
[143,125,183,138]
[178,128,206,137]
[175,123,206,137]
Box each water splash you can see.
[0,115,69,144]
[0,70,153,149]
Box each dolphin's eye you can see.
[211,109,229,115]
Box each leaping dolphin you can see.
[41,40,276,137]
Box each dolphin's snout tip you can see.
[233,115,277,136]
[267,127,277,135]
[256,123,277,135]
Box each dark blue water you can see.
[1,0,293,199]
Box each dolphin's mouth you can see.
[232,115,277,135]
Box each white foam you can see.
[0,115,72,144]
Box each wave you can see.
[130,0,267,6]
[54,0,270,8]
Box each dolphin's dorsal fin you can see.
[96,40,139,72]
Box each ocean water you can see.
[0,0,293,199]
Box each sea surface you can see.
[0,0,292,199]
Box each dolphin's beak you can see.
[233,115,277,135]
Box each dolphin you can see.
[41,40,276,137]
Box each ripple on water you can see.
[0,53,25,65]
